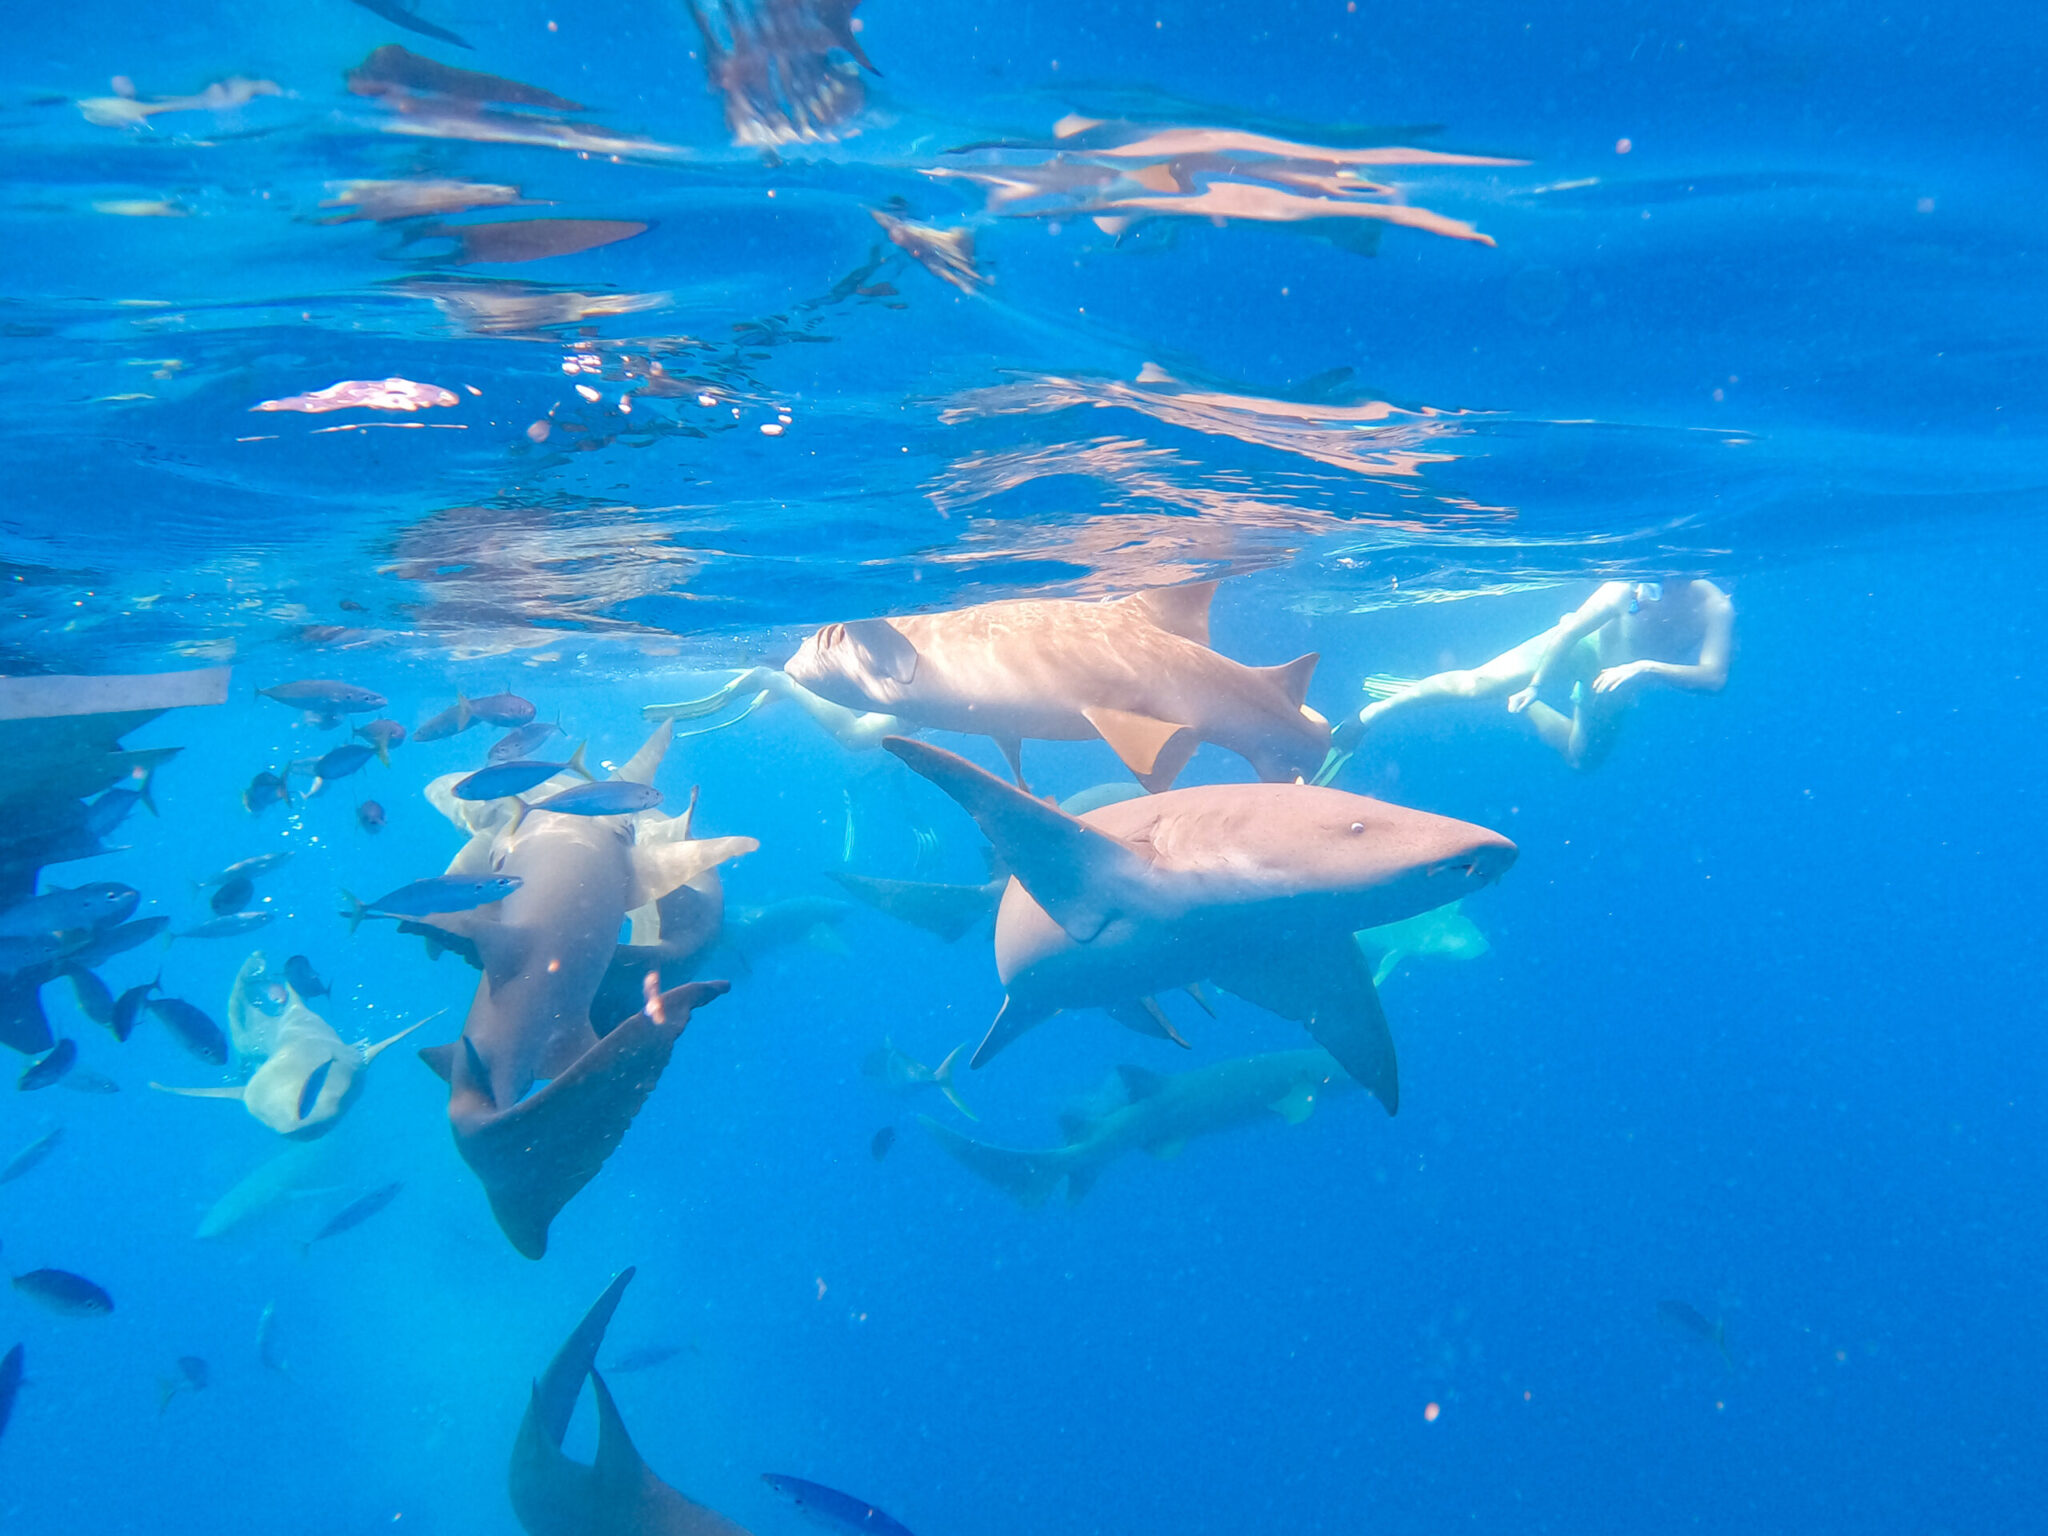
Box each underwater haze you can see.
[0,2,2042,1534]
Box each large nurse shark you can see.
[512,1266,751,1536]
[785,582,1329,791]
[884,736,1516,1112]
[924,1048,1359,1206]
[411,722,757,1257]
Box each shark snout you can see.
[1427,836,1518,886]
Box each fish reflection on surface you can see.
[930,118,1524,249]
[318,179,539,224]
[689,0,878,147]
[417,218,649,267]
[870,209,985,293]
[344,46,577,108]
[943,364,1489,483]
[394,277,674,337]
[77,76,283,129]
[384,502,704,641]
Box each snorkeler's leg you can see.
[1318,631,1554,783]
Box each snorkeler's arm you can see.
[1591,582,1734,694]
[1508,583,1632,712]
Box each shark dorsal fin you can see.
[1124,581,1216,646]
[842,617,919,684]
[1260,652,1320,710]
[625,834,757,911]
[612,720,673,787]
[588,1369,651,1489]
[1116,1063,1168,1102]
[884,737,1153,943]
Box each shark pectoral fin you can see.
[626,834,758,909]
[970,995,1051,1069]
[451,982,729,1259]
[883,736,1153,943]
[1185,982,1217,1017]
[842,616,920,684]
[625,900,662,948]
[1215,940,1399,1115]
[1080,706,1199,792]
[151,1083,245,1101]
[361,1015,435,1063]
[1273,1083,1318,1125]
[418,1041,457,1084]
[1105,996,1192,1049]
[1123,580,1216,645]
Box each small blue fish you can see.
[147,996,229,1064]
[354,719,407,765]
[257,680,386,714]
[0,884,139,938]
[284,955,330,999]
[468,692,535,726]
[453,744,590,801]
[291,743,377,793]
[12,1267,114,1317]
[173,912,273,942]
[527,780,662,817]
[110,974,160,1043]
[243,771,294,815]
[412,696,475,743]
[343,875,523,932]
[67,915,169,968]
[0,1128,63,1184]
[18,1038,76,1091]
[487,721,561,763]
[762,1474,920,1536]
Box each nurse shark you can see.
[511,1266,751,1536]
[785,581,1328,791]
[924,1048,1359,1206]
[411,722,757,1257]
[883,736,1515,1112]
[153,951,425,1137]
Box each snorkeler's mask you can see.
[1629,581,1664,614]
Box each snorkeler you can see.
[1320,578,1734,779]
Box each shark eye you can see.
[1349,822,1366,835]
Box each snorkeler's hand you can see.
[1506,685,1537,714]
[1592,661,1653,695]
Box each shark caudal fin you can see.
[511,1268,635,1533]
[882,736,1152,944]
[825,870,1000,943]
[440,981,730,1259]
[1079,705,1199,792]
[931,1043,977,1120]
[919,1115,1071,1208]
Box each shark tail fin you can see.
[918,1115,1067,1209]
[932,1043,976,1121]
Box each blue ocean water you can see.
[0,2,2042,1532]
